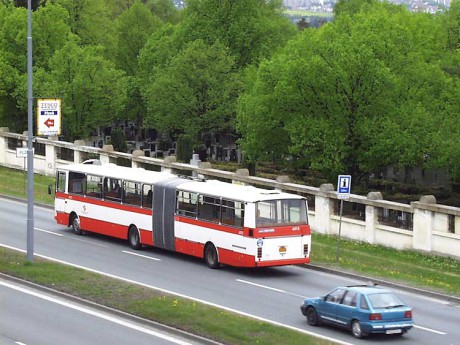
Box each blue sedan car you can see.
[300,285,413,338]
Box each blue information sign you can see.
[337,175,351,199]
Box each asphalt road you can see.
[0,278,207,345]
[1,197,459,345]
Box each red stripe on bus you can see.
[253,224,311,238]
[56,193,153,215]
[175,238,205,259]
[140,229,153,246]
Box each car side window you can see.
[342,291,357,307]
[325,288,346,304]
[360,295,369,310]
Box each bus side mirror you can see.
[48,184,53,195]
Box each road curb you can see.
[0,272,222,345]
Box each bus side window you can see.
[56,171,66,193]
[176,191,197,218]
[68,172,85,195]
[221,199,244,228]
[141,184,153,208]
[104,178,122,203]
[124,181,142,206]
[85,174,102,198]
[197,195,220,223]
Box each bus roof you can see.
[57,163,305,203]
[57,163,176,185]
[177,179,304,203]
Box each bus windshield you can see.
[256,199,308,227]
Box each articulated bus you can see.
[53,162,311,268]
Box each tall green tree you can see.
[35,41,127,141]
[112,1,163,139]
[143,39,242,147]
[238,3,452,181]
[333,0,378,17]
[113,1,162,75]
[180,0,297,68]
[0,3,73,131]
[55,0,115,53]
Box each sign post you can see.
[336,175,351,261]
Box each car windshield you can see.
[367,292,405,309]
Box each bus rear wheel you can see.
[204,243,220,269]
[128,226,141,250]
[71,214,82,235]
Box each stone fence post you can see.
[275,175,289,191]
[412,195,436,252]
[365,192,383,244]
[233,168,249,185]
[45,138,58,175]
[100,145,114,165]
[0,127,8,165]
[73,140,86,163]
[315,183,335,235]
[162,156,176,174]
[131,150,144,169]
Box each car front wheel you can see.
[306,307,319,326]
[351,320,364,338]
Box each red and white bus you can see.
[53,162,311,268]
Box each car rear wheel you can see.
[306,307,319,326]
[351,320,364,338]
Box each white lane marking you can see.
[15,342,27,345]
[35,228,63,236]
[1,280,193,345]
[236,279,309,299]
[413,325,446,335]
[236,279,286,293]
[64,235,106,247]
[0,244,352,345]
[122,251,161,261]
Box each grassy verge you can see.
[0,166,55,205]
[311,234,459,296]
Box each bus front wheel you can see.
[204,243,220,269]
[128,225,141,250]
[71,214,82,235]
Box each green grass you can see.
[0,165,459,343]
[0,166,55,205]
[311,233,460,296]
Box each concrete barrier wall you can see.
[1,128,459,259]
